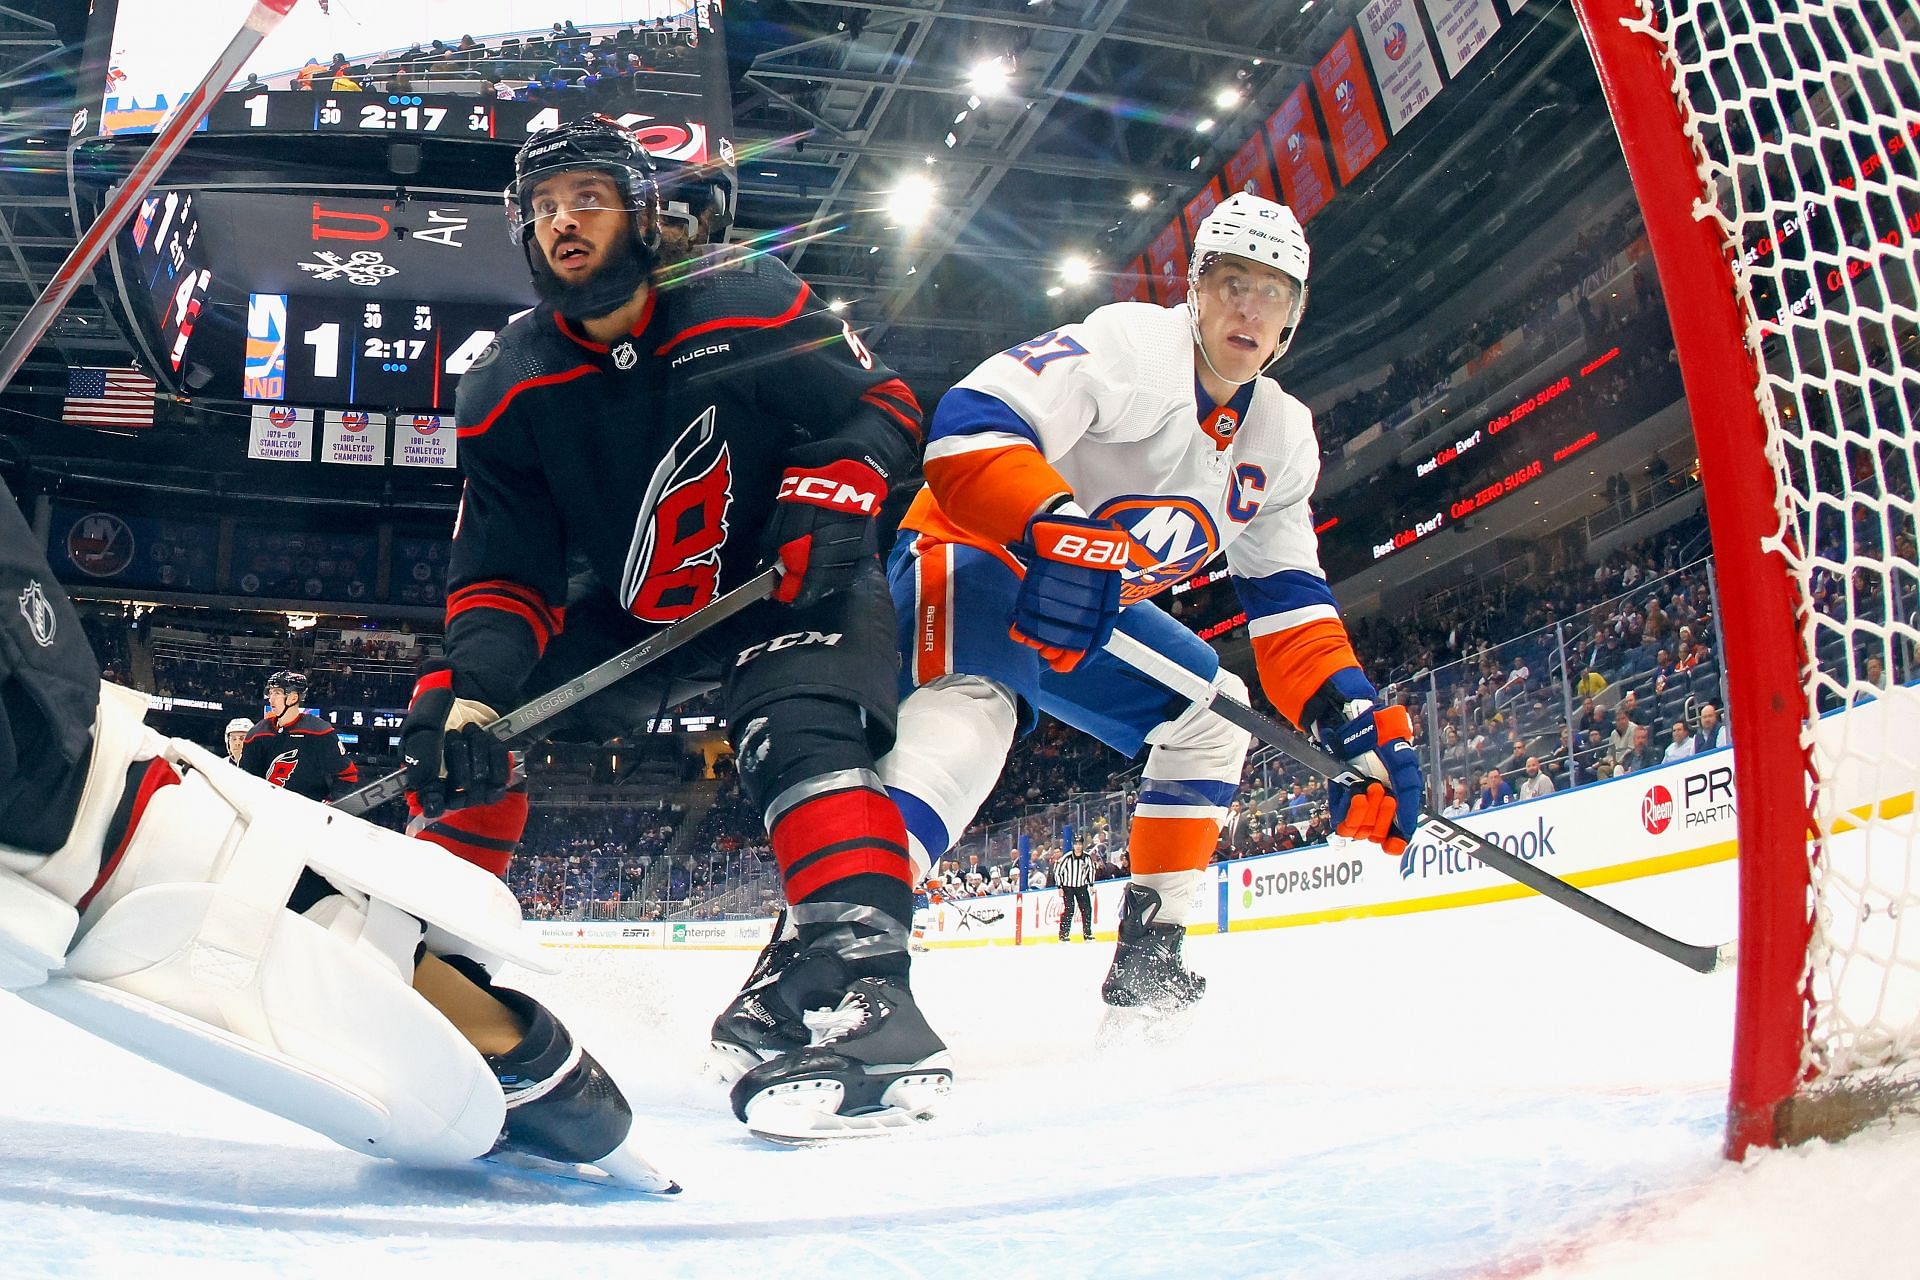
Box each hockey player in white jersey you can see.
[0,476,671,1190]
[712,193,1423,1052]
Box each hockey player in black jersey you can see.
[238,670,360,801]
[400,115,951,1139]
[0,473,671,1189]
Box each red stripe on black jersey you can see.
[771,786,913,904]
[447,580,564,649]
[553,294,656,353]
[653,284,811,355]
[458,365,599,439]
[860,378,924,440]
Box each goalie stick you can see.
[334,567,780,816]
[1103,628,1736,976]
[0,0,301,397]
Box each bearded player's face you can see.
[529,171,629,282]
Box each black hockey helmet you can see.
[505,113,662,248]
[264,670,308,700]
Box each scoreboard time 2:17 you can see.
[245,293,503,412]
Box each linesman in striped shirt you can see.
[1054,843,1095,941]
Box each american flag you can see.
[63,366,156,430]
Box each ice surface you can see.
[6,862,1920,1278]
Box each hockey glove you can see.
[1009,512,1132,673]
[1306,668,1424,856]
[763,441,889,607]
[401,663,512,819]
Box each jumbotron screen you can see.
[87,0,727,161]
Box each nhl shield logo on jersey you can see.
[611,339,639,371]
[1092,496,1221,605]
[17,579,56,647]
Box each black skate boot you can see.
[480,983,678,1192]
[709,908,809,1082]
[729,950,953,1143]
[1100,883,1207,1011]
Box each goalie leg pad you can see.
[875,674,1018,881]
[30,894,504,1165]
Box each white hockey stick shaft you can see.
[0,0,301,398]
[1103,627,1734,974]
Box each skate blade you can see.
[481,1143,682,1195]
[1095,1002,1199,1049]
[743,1071,953,1144]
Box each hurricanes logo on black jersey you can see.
[266,749,300,788]
[620,406,736,623]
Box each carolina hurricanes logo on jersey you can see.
[266,749,300,788]
[1091,496,1221,605]
[620,406,736,623]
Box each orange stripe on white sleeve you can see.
[922,441,1071,548]
[1250,616,1363,729]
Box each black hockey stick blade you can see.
[334,567,780,816]
[1102,629,1734,975]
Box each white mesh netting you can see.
[1637,0,1920,1099]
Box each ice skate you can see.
[709,908,810,1083]
[1101,883,1207,1011]
[730,957,953,1143]
[483,984,679,1193]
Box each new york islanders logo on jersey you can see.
[1092,496,1220,605]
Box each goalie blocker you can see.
[0,482,667,1187]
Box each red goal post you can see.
[1573,0,1920,1157]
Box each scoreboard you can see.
[204,92,714,162]
[126,190,212,375]
[245,294,515,411]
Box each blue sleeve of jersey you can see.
[928,387,1043,449]
[1232,567,1340,625]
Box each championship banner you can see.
[1313,29,1391,184]
[1111,256,1152,304]
[1424,0,1504,76]
[1223,129,1280,203]
[1145,219,1190,304]
[1182,177,1226,239]
[320,409,387,466]
[1361,0,1445,134]
[392,413,458,469]
[1265,85,1336,222]
[247,403,314,462]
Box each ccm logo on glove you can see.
[775,462,884,514]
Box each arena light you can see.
[1045,285,1064,297]
[828,298,848,312]
[885,173,937,227]
[1214,87,1243,110]
[1129,190,1152,209]
[967,56,1012,98]
[1059,254,1095,287]
[1196,117,1217,133]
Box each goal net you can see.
[1575,0,1920,1155]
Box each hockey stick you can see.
[1103,629,1735,975]
[334,567,779,816]
[0,0,301,398]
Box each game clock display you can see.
[245,293,506,411]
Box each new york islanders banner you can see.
[247,404,314,462]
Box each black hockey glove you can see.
[762,440,889,607]
[401,662,512,818]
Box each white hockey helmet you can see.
[1187,191,1311,368]
[225,717,252,737]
